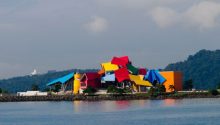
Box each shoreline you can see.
[0,93,219,102]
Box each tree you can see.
[107,85,117,93]
[2,90,8,94]
[54,84,61,92]
[216,82,220,89]
[43,87,50,92]
[148,84,166,97]
[169,85,175,92]
[209,89,219,96]
[31,84,39,91]
[83,86,97,94]
[183,79,193,90]
[156,84,166,93]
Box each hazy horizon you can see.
[1,0,220,79]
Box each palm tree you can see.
[169,85,175,92]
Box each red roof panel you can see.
[111,56,129,67]
[115,68,130,82]
[139,68,147,75]
[85,72,100,80]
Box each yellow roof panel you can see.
[101,62,119,71]
[129,74,141,81]
[129,75,152,86]
[134,80,152,87]
[139,75,144,80]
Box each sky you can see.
[0,0,220,79]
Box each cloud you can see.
[150,7,179,28]
[184,1,220,29]
[84,16,108,33]
[96,0,183,10]
[150,1,220,30]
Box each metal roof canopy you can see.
[46,72,74,86]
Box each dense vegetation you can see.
[106,85,132,94]
[165,49,220,89]
[0,69,98,93]
[83,86,97,94]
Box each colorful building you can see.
[46,56,183,94]
[80,72,101,89]
[160,71,183,92]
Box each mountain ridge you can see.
[165,49,220,89]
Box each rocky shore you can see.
[0,92,219,102]
[0,94,147,102]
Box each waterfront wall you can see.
[0,94,148,102]
[0,93,219,102]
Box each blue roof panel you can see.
[47,72,74,86]
[144,70,166,84]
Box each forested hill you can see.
[0,69,98,93]
[165,49,220,89]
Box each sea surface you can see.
[0,98,220,125]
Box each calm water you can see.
[1,98,220,125]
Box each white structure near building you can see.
[30,69,37,76]
[17,91,47,96]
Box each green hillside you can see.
[165,49,220,89]
[0,69,98,93]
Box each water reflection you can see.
[138,100,147,107]
[115,101,130,110]
[163,99,177,107]
[72,101,130,113]
[72,99,188,113]
[72,100,152,113]
[73,101,81,113]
